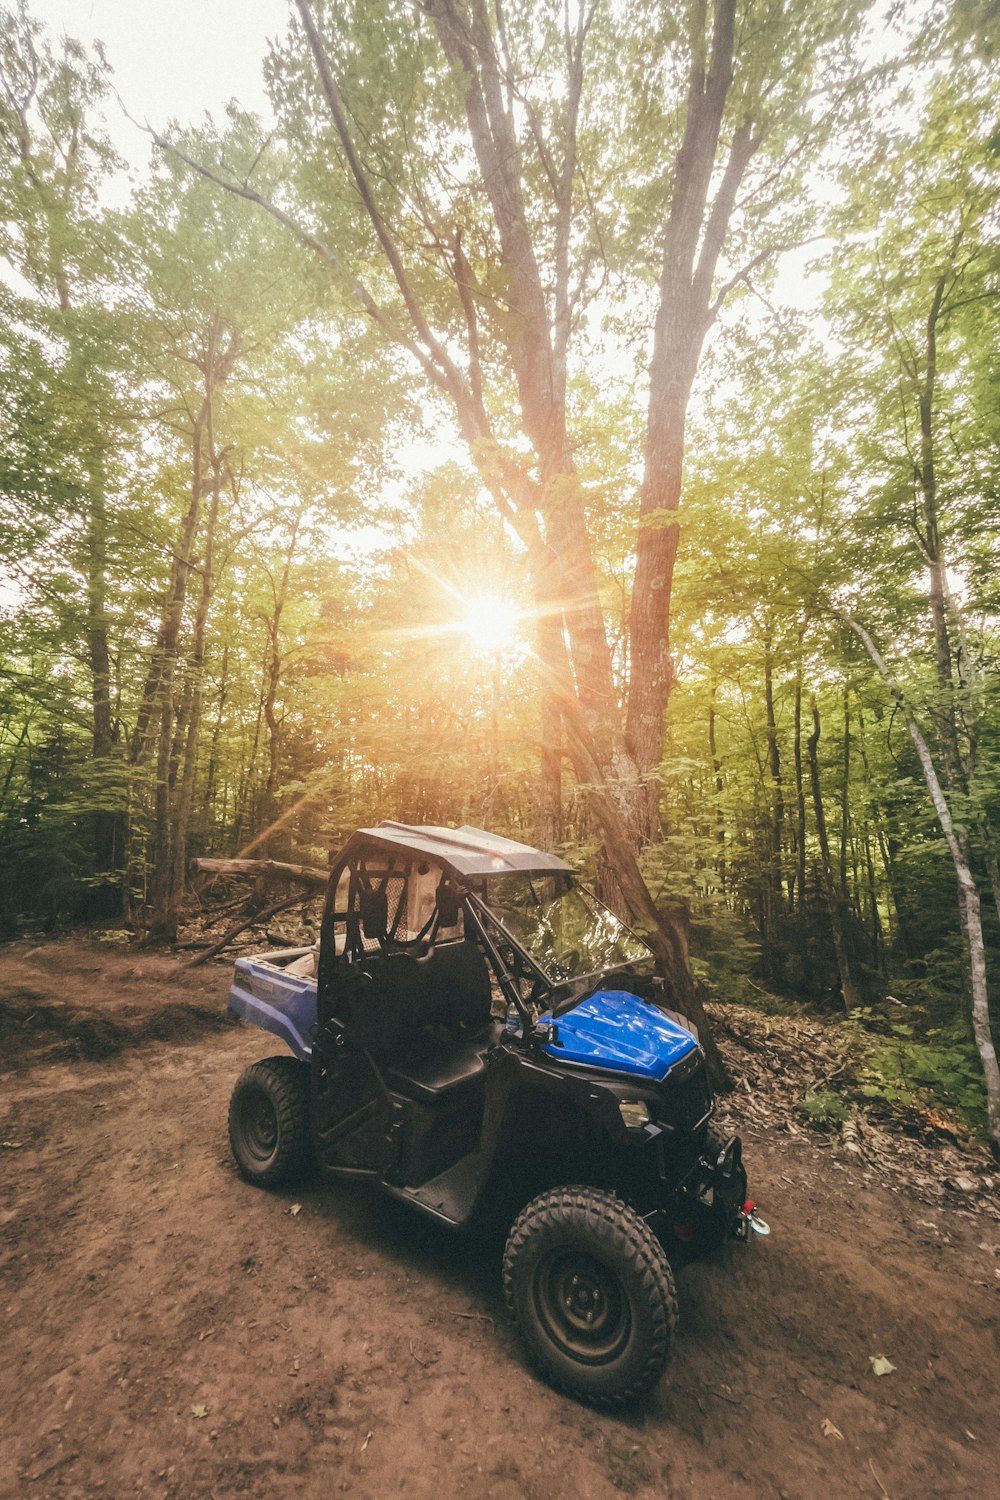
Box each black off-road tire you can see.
[228,1056,311,1188]
[502,1186,678,1408]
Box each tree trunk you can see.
[190,857,327,888]
[708,689,726,893]
[203,637,230,835]
[918,275,965,787]
[85,467,124,904]
[763,624,785,915]
[259,510,303,854]
[792,645,806,914]
[146,415,206,943]
[627,0,756,838]
[169,422,225,915]
[807,696,861,1010]
[534,614,564,851]
[130,404,208,769]
[548,659,730,1087]
[839,680,851,896]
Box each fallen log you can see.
[180,895,304,969]
[189,857,328,890]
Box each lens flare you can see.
[460,595,524,656]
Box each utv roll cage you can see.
[317,820,654,1035]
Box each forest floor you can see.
[1,937,999,1500]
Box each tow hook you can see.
[736,1199,771,1240]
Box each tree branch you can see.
[294,0,469,403]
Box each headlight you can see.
[618,1098,652,1129]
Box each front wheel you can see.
[502,1186,678,1408]
[228,1056,311,1187]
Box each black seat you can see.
[335,943,496,1103]
[384,1022,502,1104]
[337,953,428,1060]
[419,940,493,1038]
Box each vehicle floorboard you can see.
[387,1150,483,1225]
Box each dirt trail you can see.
[1,940,998,1500]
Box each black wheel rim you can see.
[531,1249,631,1365]
[240,1090,279,1164]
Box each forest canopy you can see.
[1,0,998,1147]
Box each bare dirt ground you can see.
[2,938,998,1500]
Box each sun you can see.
[459,594,525,657]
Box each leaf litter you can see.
[708,1003,999,1222]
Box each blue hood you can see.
[540,990,698,1080]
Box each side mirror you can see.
[359,888,388,941]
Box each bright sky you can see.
[36,0,286,170]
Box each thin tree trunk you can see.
[839,680,851,896]
[131,404,208,769]
[918,275,964,787]
[169,425,225,915]
[203,637,230,835]
[763,625,785,915]
[861,819,883,971]
[147,413,206,942]
[708,688,726,893]
[807,696,861,1010]
[16,136,125,901]
[259,511,303,852]
[856,701,905,961]
[793,646,806,914]
[534,615,563,851]
[85,471,123,896]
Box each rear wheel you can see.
[228,1056,311,1187]
[502,1186,677,1408]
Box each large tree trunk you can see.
[626,0,757,839]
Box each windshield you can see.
[484,872,654,984]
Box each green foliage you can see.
[840,1005,990,1132]
[797,1091,850,1128]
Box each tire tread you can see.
[228,1055,310,1187]
[502,1185,678,1408]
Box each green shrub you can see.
[797,1091,850,1127]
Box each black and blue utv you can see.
[225,822,765,1406]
